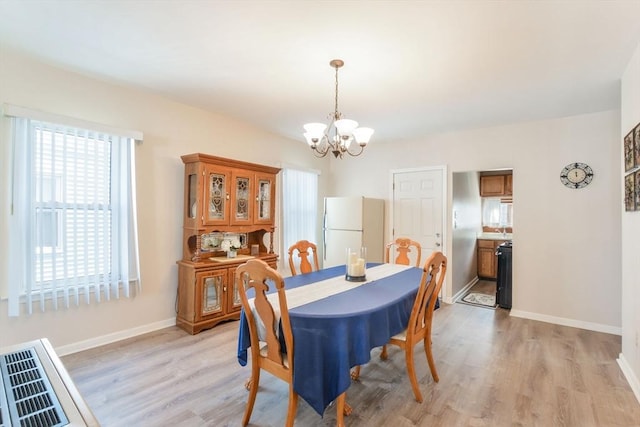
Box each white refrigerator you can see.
[323,197,385,268]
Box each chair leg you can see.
[242,368,260,426]
[405,346,423,403]
[350,365,361,380]
[424,336,439,383]
[335,392,346,427]
[380,344,388,360]
[353,343,388,380]
[284,384,298,427]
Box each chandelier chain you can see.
[334,64,340,120]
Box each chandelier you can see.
[303,59,374,158]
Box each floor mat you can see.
[459,292,496,309]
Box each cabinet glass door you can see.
[199,273,224,319]
[188,173,197,220]
[227,268,242,312]
[231,171,253,225]
[204,167,230,225]
[254,173,275,225]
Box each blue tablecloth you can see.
[237,264,426,416]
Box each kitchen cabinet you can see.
[477,239,507,279]
[480,174,512,197]
[505,174,513,196]
[177,153,280,334]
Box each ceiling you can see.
[1,1,640,144]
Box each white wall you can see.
[0,49,329,352]
[620,39,640,401]
[330,109,622,333]
[451,171,481,297]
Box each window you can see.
[482,197,513,229]
[281,168,319,273]
[7,108,141,316]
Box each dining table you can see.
[236,262,432,425]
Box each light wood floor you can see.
[62,302,640,426]
[467,279,496,296]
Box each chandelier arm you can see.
[311,149,330,158]
[310,138,332,158]
[344,143,366,157]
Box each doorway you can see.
[450,169,514,308]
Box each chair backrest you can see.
[385,238,422,267]
[236,259,293,371]
[405,251,447,343]
[288,240,319,276]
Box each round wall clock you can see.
[560,162,593,189]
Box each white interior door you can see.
[392,168,445,265]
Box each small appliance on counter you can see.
[496,241,512,309]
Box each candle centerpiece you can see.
[346,247,367,282]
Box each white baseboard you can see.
[56,317,177,356]
[617,353,640,404]
[509,309,621,336]
[446,276,479,304]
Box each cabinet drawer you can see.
[477,239,494,249]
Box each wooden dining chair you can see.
[288,240,319,276]
[352,251,447,403]
[236,259,298,427]
[385,237,422,267]
[371,237,423,359]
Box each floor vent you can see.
[0,347,69,427]
[0,339,97,426]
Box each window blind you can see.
[281,168,319,273]
[7,114,141,316]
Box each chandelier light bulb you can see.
[334,119,359,137]
[352,127,374,145]
[303,123,326,147]
[303,132,317,147]
[303,122,327,136]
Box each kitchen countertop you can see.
[477,232,513,241]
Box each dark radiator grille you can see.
[0,348,68,427]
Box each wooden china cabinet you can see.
[176,153,280,334]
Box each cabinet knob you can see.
[435,242,441,247]
[223,286,227,292]
[226,193,230,200]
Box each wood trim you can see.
[181,153,281,175]
[482,226,513,233]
